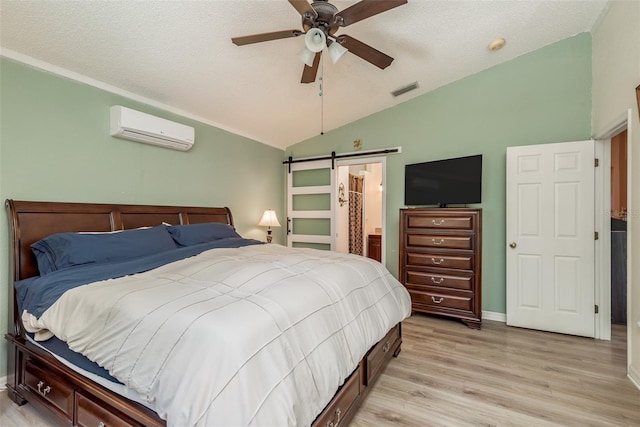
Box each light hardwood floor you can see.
[351,314,640,426]
[1,315,638,426]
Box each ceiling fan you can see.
[231,0,407,84]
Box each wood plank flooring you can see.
[351,314,640,427]
[1,314,638,426]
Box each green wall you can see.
[0,58,285,378]
[0,33,593,379]
[286,34,592,315]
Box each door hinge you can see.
[595,304,599,314]
[595,158,599,167]
[595,231,599,240]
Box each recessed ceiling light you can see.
[488,38,506,51]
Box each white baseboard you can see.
[482,311,506,322]
[629,365,640,391]
[0,375,7,391]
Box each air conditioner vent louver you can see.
[391,81,419,98]
[109,106,195,151]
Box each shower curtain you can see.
[349,174,364,255]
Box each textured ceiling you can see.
[0,0,609,149]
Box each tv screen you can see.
[404,154,482,206]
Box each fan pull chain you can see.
[319,55,324,136]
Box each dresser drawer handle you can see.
[431,258,444,265]
[432,219,445,226]
[431,276,444,284]
[382,341,391,353]
[431,296,444,304]
[326,407,341,427]
[432,238,445,245]
[36,381,51,396]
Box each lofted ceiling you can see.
[0,0,609,149]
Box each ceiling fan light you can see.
[328,42,348,64]
[305,28,326,53]
[298,48,316,67]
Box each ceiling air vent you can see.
[391,81,419,98]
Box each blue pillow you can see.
[167,222,240,247]
[31,225,178,275]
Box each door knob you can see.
[509,242,517,249]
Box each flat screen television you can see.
[404,154,482,207]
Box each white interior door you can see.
[287,160,335,249]
[506,140,595,337]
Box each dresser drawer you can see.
[409,290,473,312]
[76,392,140,427]
[312,365,361,427]
[406,252,473,270]
[365,324,400,385]
[406,270,474,291]
[406,214,473,230]
[24,360,74,419]
[407,234,473,250]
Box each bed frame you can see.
[5,199,402,427]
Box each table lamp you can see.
[258,209,281,243]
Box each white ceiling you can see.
[0,0,609,149]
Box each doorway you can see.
[595,109,633,342]
[335,159,385,263]
[610,130,628,325]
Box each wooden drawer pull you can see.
[431,276,444,284]
[326,407,341,427]
[432,238,445,245]
[431,296,444,304]
[431,258,444,265]
[432,219,445,226]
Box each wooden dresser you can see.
[367,234,382,262]
[399,208,482,329]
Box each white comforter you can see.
[23,244,411,426]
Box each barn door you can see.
[287,160,335,250]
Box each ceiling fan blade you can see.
[338,35,394,69]
[301,52,322,84]
[232,29,302,46]
[335,0,407,27]
[288,0,317,19]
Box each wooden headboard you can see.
[6,200,234,336]
[6,200,234,282]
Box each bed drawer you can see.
[76,392,141,427]
[24,360,74,419]
[365,324,400,385]
[312,365,361,427]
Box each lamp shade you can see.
[298,48,316,67]
[305,28,326,53]
[328,41,348,64]
[258,210,281,227]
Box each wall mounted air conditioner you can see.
[109,105,195,151]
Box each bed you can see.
[4,199,411,427]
